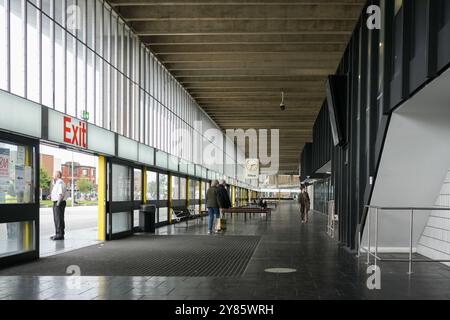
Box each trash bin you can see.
[140,204,156,233]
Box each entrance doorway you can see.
[39,144,99,256]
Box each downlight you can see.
[280,92,286,111]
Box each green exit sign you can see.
[82,111,89,121]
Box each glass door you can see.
[0,132,39,267]
[106,159,141,240]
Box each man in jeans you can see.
[50,171,67,240]
[205,180,220,234]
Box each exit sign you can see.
[82,111,89,121]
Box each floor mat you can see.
[0,235,261,277]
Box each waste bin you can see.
[140,205,156,233]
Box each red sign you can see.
[63,116,87,148]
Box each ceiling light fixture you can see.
[280,91,286,111]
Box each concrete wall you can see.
[362,69,450,252]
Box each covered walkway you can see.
[0,202,449,300]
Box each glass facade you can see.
[0,140,35,205]
[0,0,244,177]
[180,177,186,200]
[171,175,179,200]
[0,221,35,258]
[111,163,131,202]
[133,169,141,201]
[146,171,157,201]
[158,173,168,201]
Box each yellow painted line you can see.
[97,156,106,241]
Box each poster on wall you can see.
[8,150,17,180]
[17,146,25,166]
[0,148,10,204]
[24,166,32,203]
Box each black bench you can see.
[222,207,272,222]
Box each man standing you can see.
[50,171,67,240]
[298,185,310,224]
[206,180,220,234]
[216,180,231,231]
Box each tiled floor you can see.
[1,202,450,300]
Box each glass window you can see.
[103,6,110,62]
[10,0,25,97]
[102,61,110,130]
[189,179,195,201]
[171,175,179,200]
[158,173,168,200]
[195,180,200,200]
[26,3,40,103]
[117,21,123,72]
[180,177,186,199]
[77,42,87,117]
[66,33,77,116]
[146,171,157,201]
[110,13,117,67]
[95,55,103,127]
[111,212,131,234]
[0,221,35,258]
[158,207,168,223]
[42,0,53,18]
[76,0,86,43]
[0,0,7,90]
[54,0,64,25]
[55,24,66,112]
[133,209,139,229]
[0,141,35,204]
[87,49,95,123]
[110,68,117,132]
[42,16,54,108]
[95,0,103,54]
[133,168,141,201]
[111,164,131,201]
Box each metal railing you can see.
[358,205,450,274]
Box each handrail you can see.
[359,205,450,275]
[364,205,450,211]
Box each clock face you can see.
[246,160,259,172]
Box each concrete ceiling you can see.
[108,0,365,174]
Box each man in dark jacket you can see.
[217,180,232,228]
[298,185,311,223]
[206,180,220,234]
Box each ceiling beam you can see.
[117,4,362,21]
[130,19,357,35]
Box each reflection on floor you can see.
[0,202,449,300]
[40,206,99,257]
[40,228,100,257]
